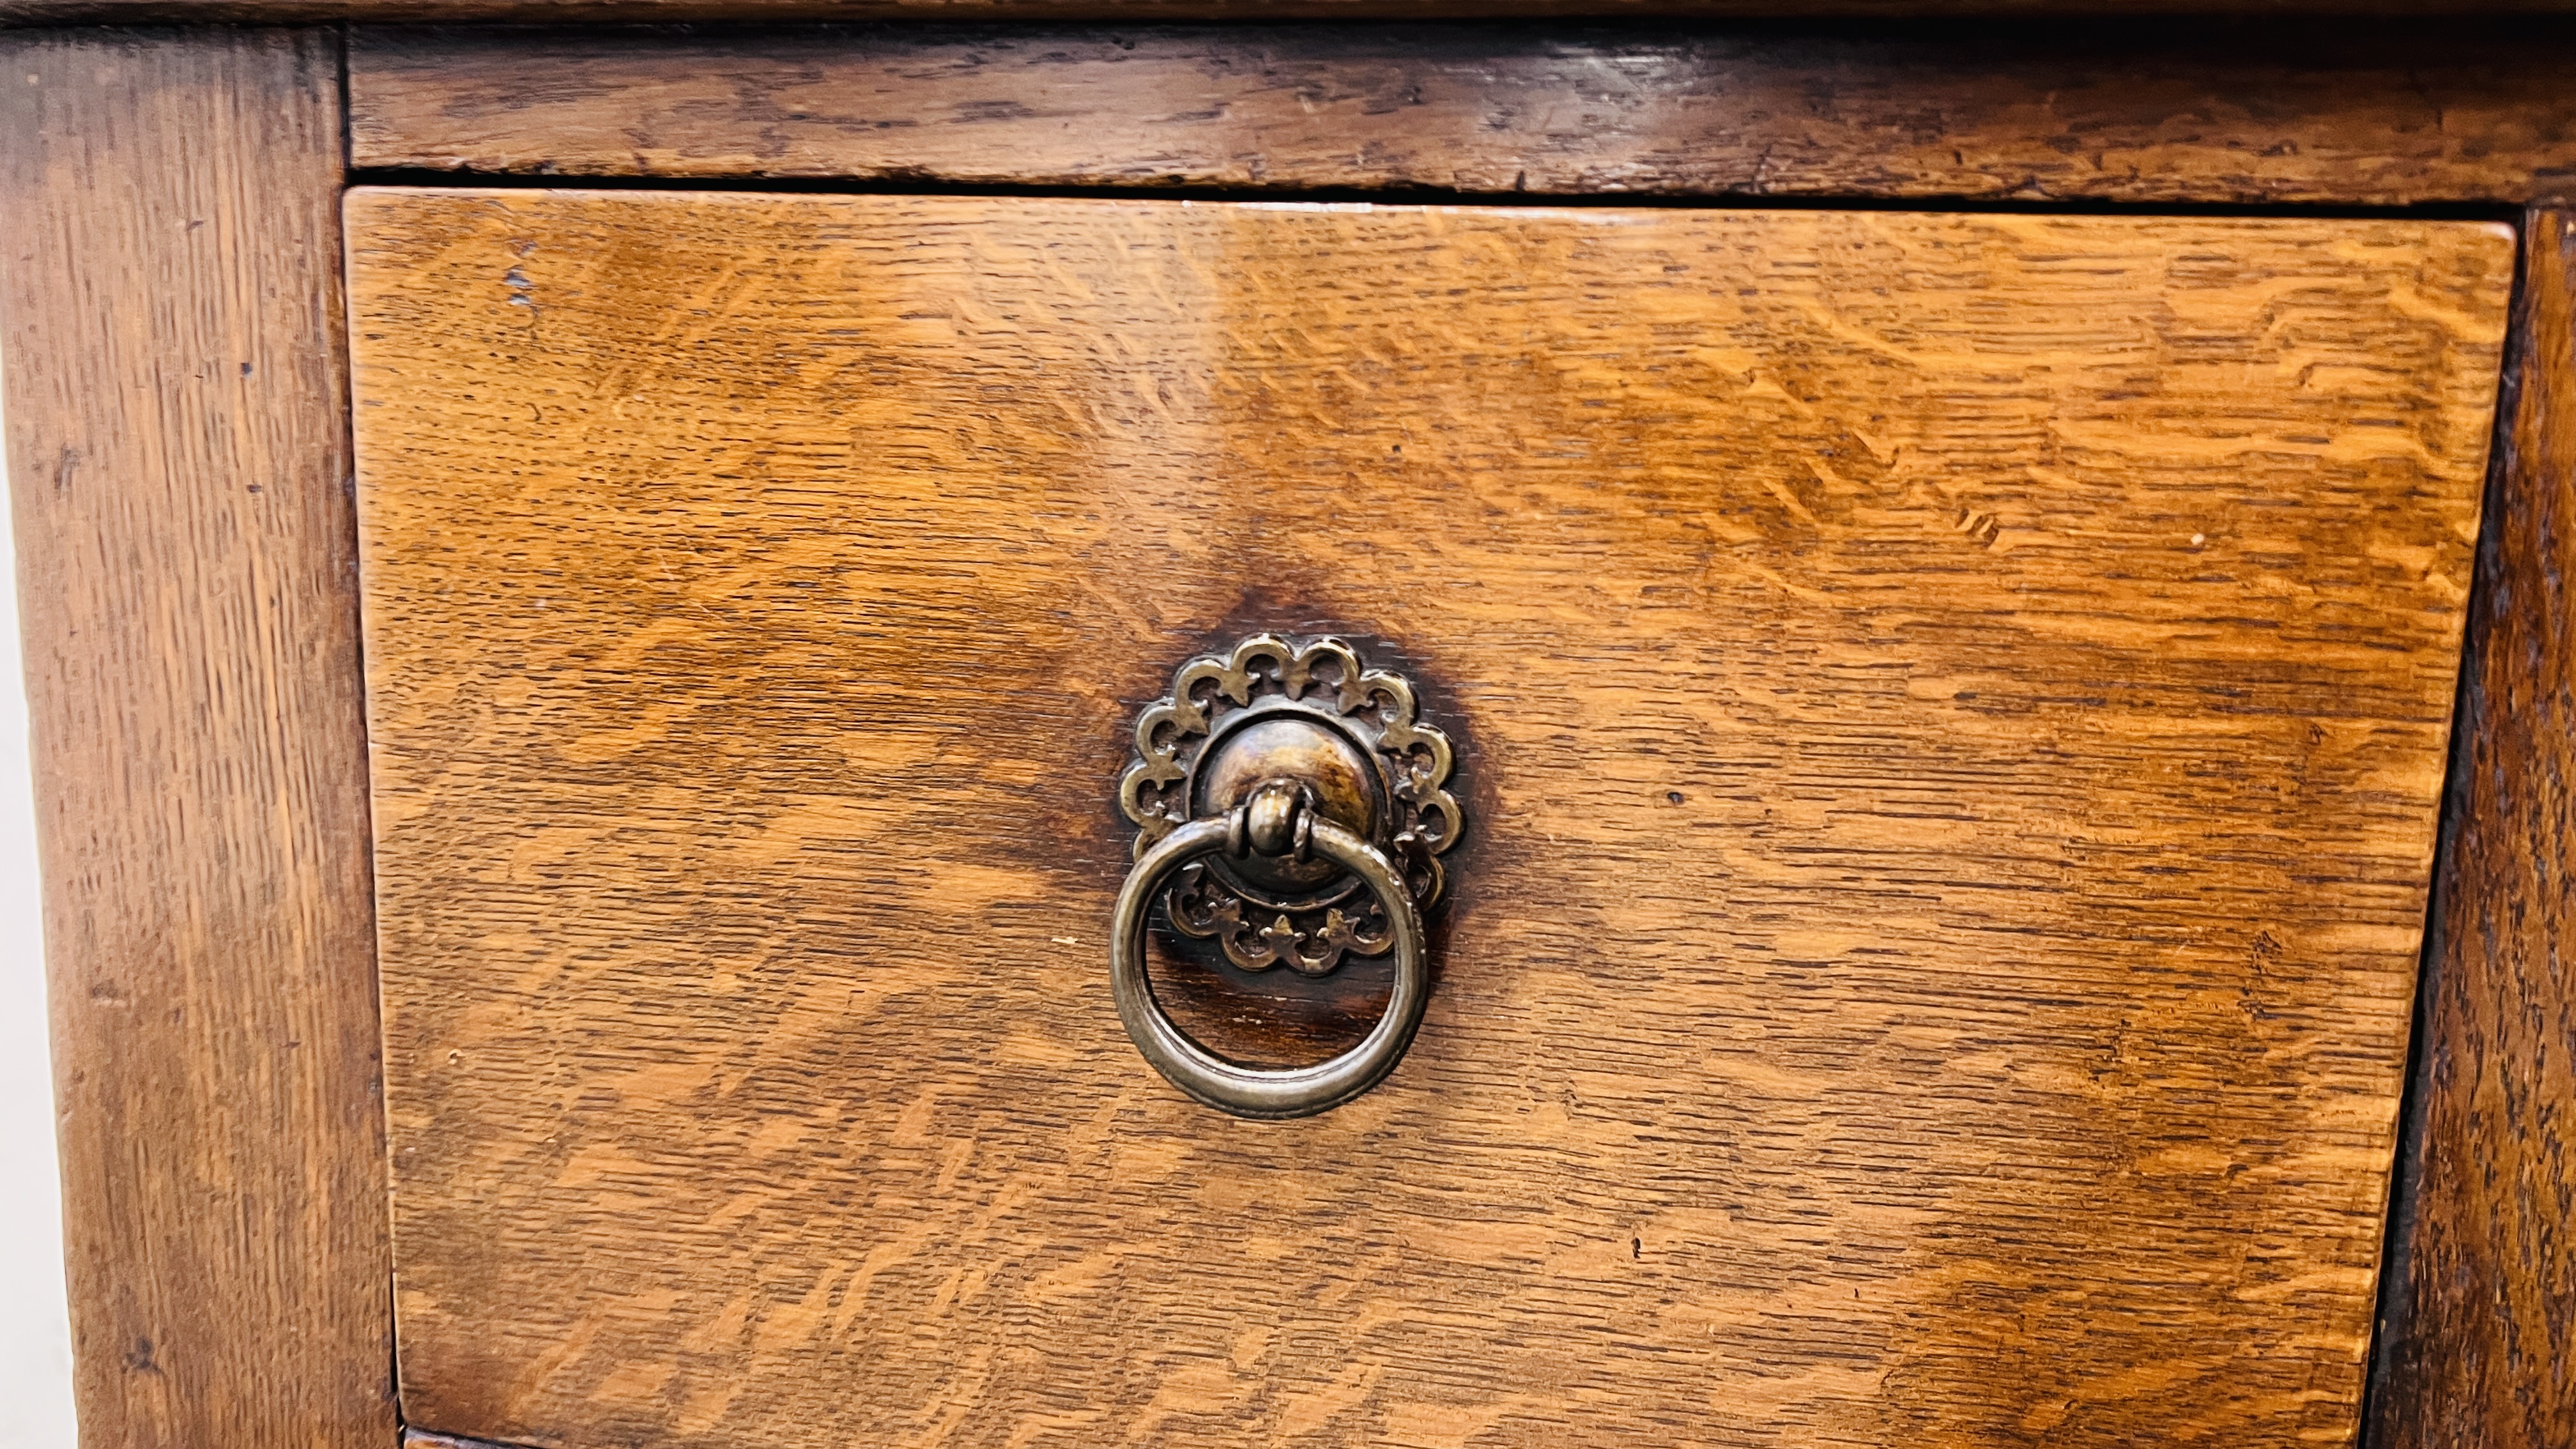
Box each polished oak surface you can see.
[348,191,2506,1448]
[2370,207,2576,1449]
[32,0,2576,21]
[353,22,2576,207]
[0,30,395,1449]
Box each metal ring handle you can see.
[1110,809,1428,1119]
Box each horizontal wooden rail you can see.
[355,20,2576,206]
[22,0,2576,22]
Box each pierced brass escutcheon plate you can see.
[1119,634,1464,976]
[1108,634,1466,1117]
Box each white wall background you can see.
[0,413,81,1444]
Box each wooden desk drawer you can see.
[346,192,2509,1448]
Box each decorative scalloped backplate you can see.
[1119,634,1464,976]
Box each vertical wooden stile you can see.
[2370,207,2576,1449]
[0,27,395,1449]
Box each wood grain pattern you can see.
[353,21,2576,206]
[348,191,2508,1448]
[29,0,2576,23]
[2367,208,2576,1449]
[0,29,395,1449]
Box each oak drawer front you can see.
[346,192,2508,1448]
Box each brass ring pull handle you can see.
[1112,634,1468,1118]
[1110,781,1428,1119]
